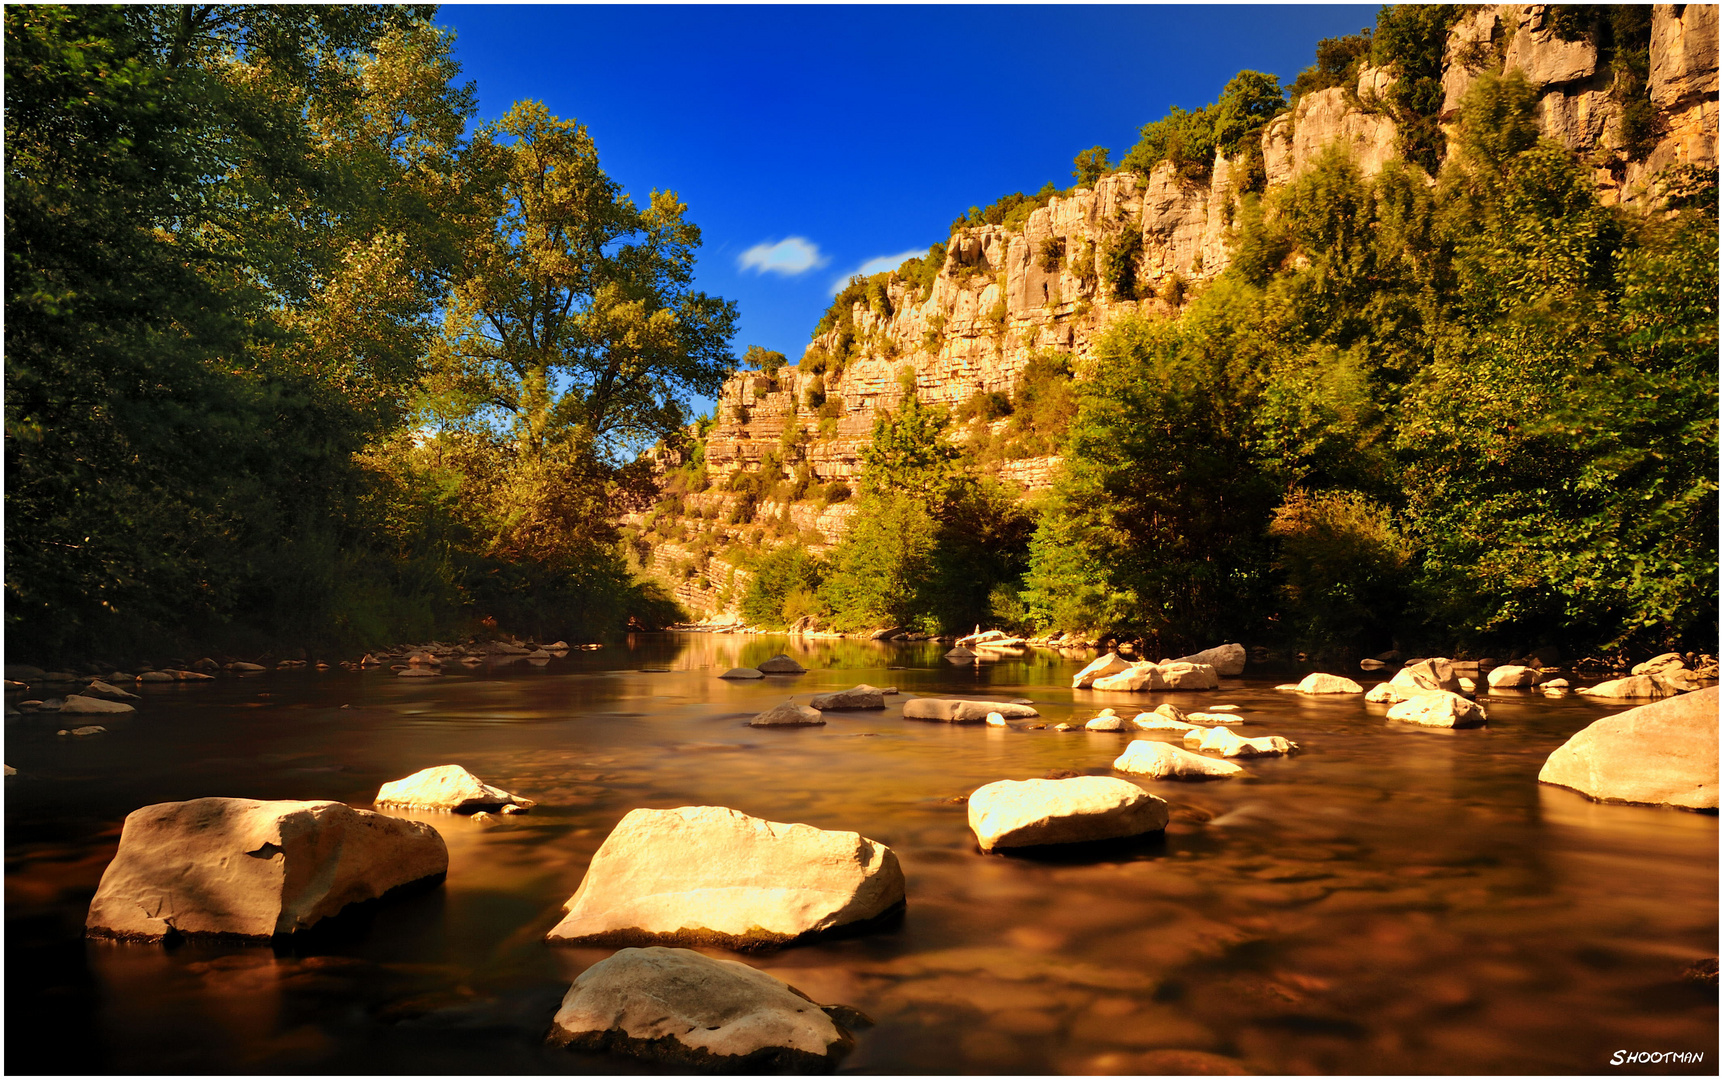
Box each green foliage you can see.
[896,243,946,299]
[1290,28,1373,102]
[1121,70,1286,182]
[1072,146,1113,187]
[955,183,1064,235]
[1103,228,1144,301]
[1038,236,1067,273]
[1370,4,1464,172]
[1267,489,1412,645]
[739,545,825,628]
[743,345,787,376]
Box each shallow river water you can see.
[5,635,1717,1074]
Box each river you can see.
[5,634,1716,1074]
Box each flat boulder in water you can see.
[1539,687,1718,810]
[376,764,535,812]
[79,680,140,702]
[1113,740,1244,779]
[902,698,1039,723]
[1486,664,1540,689]
[751,702,825,727]
[59,695,135,715]
[545,806,904,948]
[1578,674,1684,699]
[547,946,854,1070]
[85,798,447,941]
[719,667,764,680]
[968,777,1168,852]
[756,655,807,674]
[1295,673,1363,694]
[809,686,886,710]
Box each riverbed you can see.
[5,635,1716,1074]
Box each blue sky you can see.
[438,4,1376,371]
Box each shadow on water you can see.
[5,633,1717,1074]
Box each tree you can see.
[434,100,738,468]
[742,345,788,377]
[1072,146,1113,187]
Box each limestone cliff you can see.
[636,4,1718,621]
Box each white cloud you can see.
[738,236,828,276]
[829,248,928,294]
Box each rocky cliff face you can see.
[638,4,1718,620]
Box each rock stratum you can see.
[634,5,1717,619]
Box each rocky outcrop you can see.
[375,765,534,813]
[1263,84,1399,187]
[545,806,904,949]
[967,777,1169,851]
[86,798,447,941]
[1538,687,1718,809]
[547,946,855,1069]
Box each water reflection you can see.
[6,634,1716,1074]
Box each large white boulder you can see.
[1539,687,1718,810]
[1295,673,1363,694]
[809,686,885,710]
[1113,740,1244,779]
[59,695,136,715]
[1390,658,1463,695]
[750,702,825,727]
[1386,690,1487,728]
[376,764,535,812]
[1486,664,1540,689]
[1160,662,1219,690]
[967,777,1168,851]
[902,698,1039,723]
[548,946,854,1068]
[1132,712,1198,732]
[1072,652,1132,688]
[545,806,904,948]
[1092,663,1165,692]
[1163,643,1246,676]
[85,798,447,941]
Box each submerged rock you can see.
[80,680,140,702]
[1295,673,1363,694]
[719,667,764,680]
[1113,740,1244,779]
[751,701,825,727]
[902,698,1039,723]
[59,725,108,737]
[548,946,854,1070]
[967,776,1169,851]
[375,764,535,812]
[809,686,886,710]
[1539,687,1718,810]
[1386,690,1487,728]
[545,806,904,949]
[86,798,447,941]
[756,655,807,675]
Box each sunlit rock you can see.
[547,946,855,1069]
[1578,674,1684,699]
[985,711,1007,726]
[1295,673,1363,694]
[968,776,1168,851]
[902,698,1039,723]
[86,798,447,941]
[1113,740,1244,779]
[1072,653,1132,689]
[376,764,535,812]
[1486,664,1540,689]
[1132,712,1197,732]
[1187,727,1296,758]
[1390,658,1463,695]
[1092,663,1166,692]
[1386,690,1486,728]
[1540,687,1718,810]
[756,655,807,674]
[545,806,904,948]
[1160,662,1220,690]
[1085,712,1126,731]
[751,701,825,727]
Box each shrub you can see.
[1103,228,1144,301]
[824,480,851,503]
[1072,146,1113,187]
[1267,489,1412,646]
[1290,28,1373,103]
[739,545,826,629]
[804,375,825,410]
[1038,236,1066,273]
[1122,70,1286,182]
[742,344,787,376]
